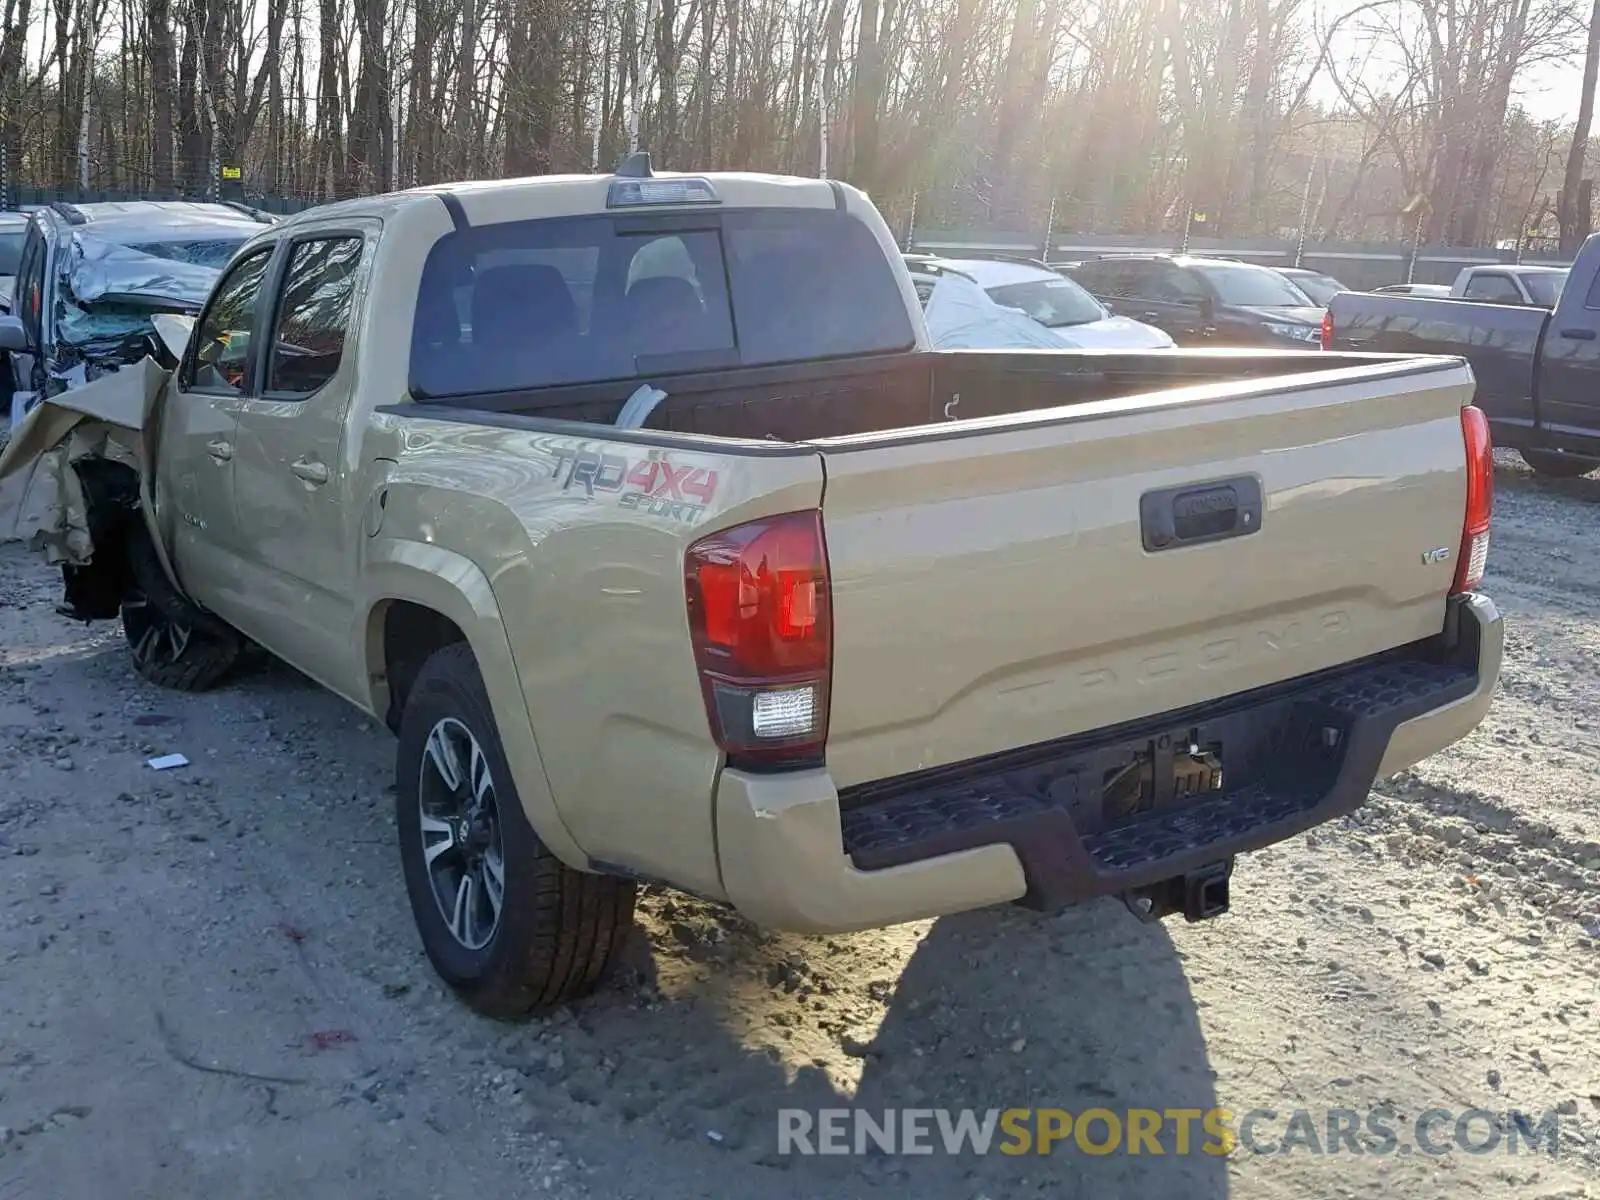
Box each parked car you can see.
[1373,283,1453,297]
[1274,266,1349,306]
[1447,263,1567,307]
[1324,230,1600,477]
[1,200,273,440]
[905,255,1174,349]
[0,160,1500,1017]
[1059,253,1324,346]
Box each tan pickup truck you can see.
[0,160,1502,1017]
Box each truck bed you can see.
[401,347,1407,443]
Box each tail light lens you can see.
[1452,405,1492,594]
[1320,309,1333,350]
[685,510,832,768]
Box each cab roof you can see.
[269,169,843,232]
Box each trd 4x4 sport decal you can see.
[550,446,720,524]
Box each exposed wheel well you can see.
[381,601,467,732]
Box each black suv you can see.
[1058,254,1324,347]
[1,200,272,436]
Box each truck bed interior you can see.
[400,349,1416,444]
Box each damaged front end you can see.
[11,228,226,438]
[0,356,179,620]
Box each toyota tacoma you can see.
[0,160,1503,1016]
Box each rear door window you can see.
[266,236,364,396]
[1463,273,1522,304]
[410,208,915,400]
[1148,267,1207,304]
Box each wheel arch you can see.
[359,541,590,870]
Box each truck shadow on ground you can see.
[0,624,1228,1200]
[560,895,1230,1198]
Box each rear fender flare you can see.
[358,541,589,871]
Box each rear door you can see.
[1093,262,1207,344]
[814,357,1475,788]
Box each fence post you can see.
[1404,211,1425,284]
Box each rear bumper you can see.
[716,593,1501,933]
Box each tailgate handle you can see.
[1140,478,1263,552]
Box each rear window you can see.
[1521,271,1566,307]
[410,208,915,399]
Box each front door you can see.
[155,243,278,611]
[226,228,372,695]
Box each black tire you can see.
[1521,449,1600,479]
[396,642,635,1018]
[120,524,242,691]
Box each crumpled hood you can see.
[1051,314,1175,350]
[67,237,223,309]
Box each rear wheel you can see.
[396,642,635,1017]
[1521,449,1599,479]
[120,524,242,691]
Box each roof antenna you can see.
[616,152,653,179]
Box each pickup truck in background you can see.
[1325,232,1600,477]
[1448,263,1568,307]
[0,162,1503,1017]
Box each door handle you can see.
[1559,327,1597,341]
[207,438,233,462]
[1140,311,1161,321]
[290,457,330,485]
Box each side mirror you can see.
[0,315,26,354]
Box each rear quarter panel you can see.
[361,410,824,898]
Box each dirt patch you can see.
[0,459,1597,1198]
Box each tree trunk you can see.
[1559,0,1600,252]
[847,0,881,188]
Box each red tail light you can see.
[685,510,832,767]
[1320,309,1333,350]
[1452,405,1492,595]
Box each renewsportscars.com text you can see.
[776,1107,1564,1158]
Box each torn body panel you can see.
[0,355,168,567]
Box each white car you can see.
[906,256,1175,350]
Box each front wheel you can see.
[1521,449,1599,479]
[395,643,635,1018]
[120,523,242,691]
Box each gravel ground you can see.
[0,452,1597,1199]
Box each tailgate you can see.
[817,358,1475,788]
